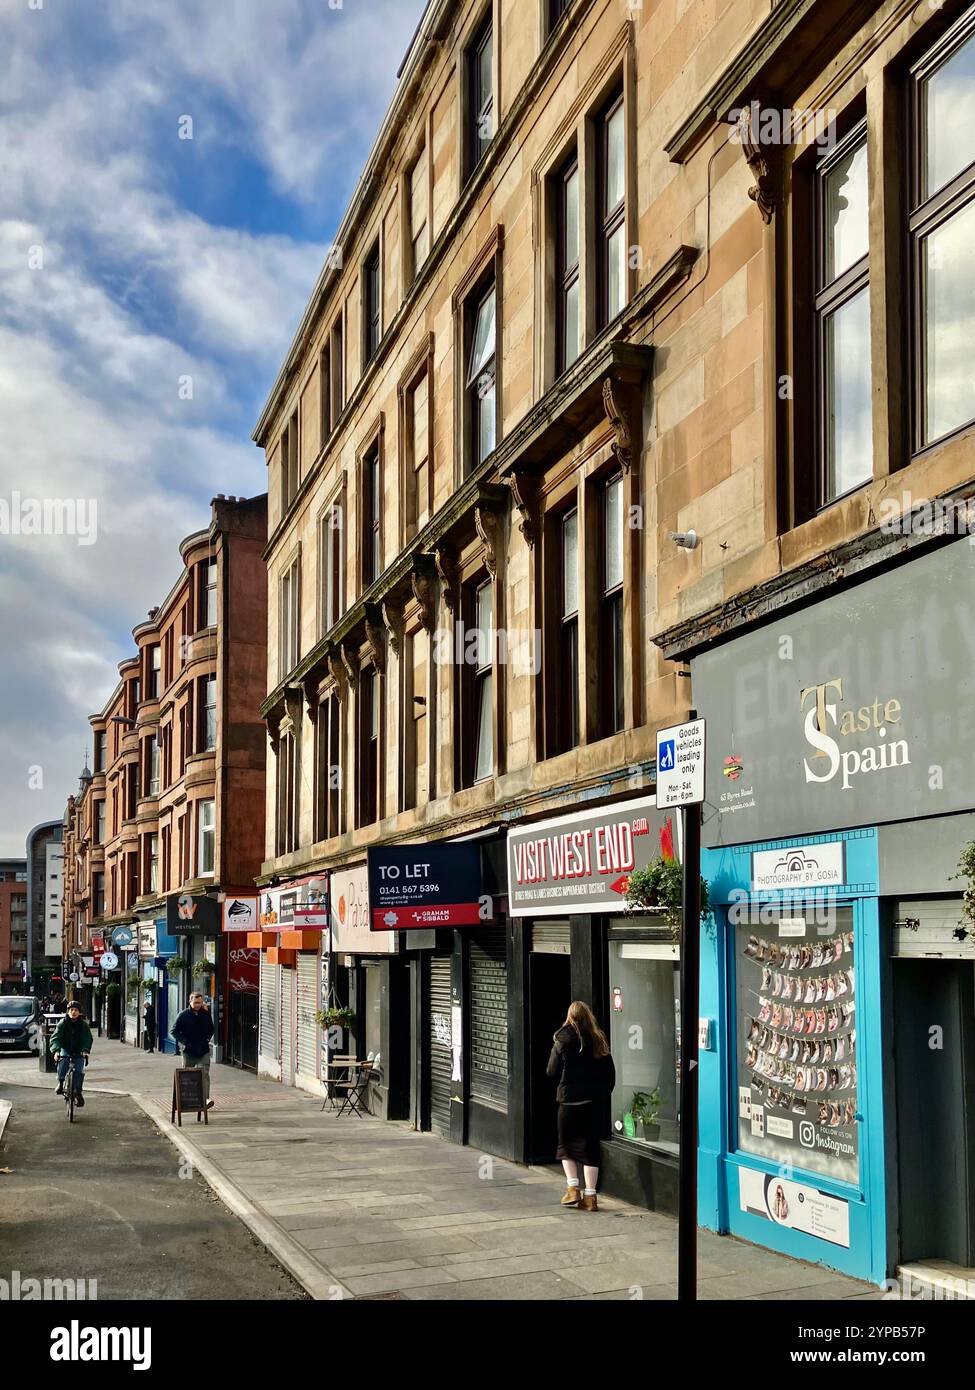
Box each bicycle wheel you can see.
[66,1070,75,1123]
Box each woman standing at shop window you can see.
[547,1001,616,1212]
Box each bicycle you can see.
[56,1054,86,1122]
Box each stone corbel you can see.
[411,557,437,634]
[264,714,280,754]
[364,605,387,675]
[475,505,502,579]
[301,674,319,722]
[602,376,635,474]
[326,647,346,696]
[340,642,358,690]
[435,546,458,613]
[381,597,404,658]
[283,687,304,730]
[506,471,539,550]
[735,103,777,224]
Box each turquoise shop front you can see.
[699,828,886,1285]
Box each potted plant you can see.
[166,956,188,974]
[629,1088,662,1141]
[192,958,213,978]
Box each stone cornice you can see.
[664,0,884,164]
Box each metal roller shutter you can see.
[531,920,570,954]
[259,958,280,1060]
[429,952,452,1135]
[470,928,508,1109]
[281,968,295,1085]
[297,952,320,1077]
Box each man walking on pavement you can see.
[171,992,215,1109]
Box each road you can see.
[0,1082,308,1300]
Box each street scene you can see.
[1,0,974,1362]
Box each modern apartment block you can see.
[26,820,64,994]
[0,859,28,990]
[251,0,975,1288]
[63,494,267,1065]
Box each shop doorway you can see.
[527,950,572,1164]
[228,992,258,1071]
[893,959,975,1267]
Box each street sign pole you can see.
[656,711,706,1304]
[678,795,702,1302]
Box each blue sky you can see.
[0,0,427,854]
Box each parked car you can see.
[0,996,40,1054]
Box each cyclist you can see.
[51,1000,93,1107]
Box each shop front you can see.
[165,892,222,1059]
[507,794,679,1208]
[250,874,328,1089]
[222,894,260,1072]
[689,532,975,1286]
[375,834,523,1157]
[330,861,405,1118]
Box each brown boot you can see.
[579,1192,598,1212]
[560,1185,580,1207]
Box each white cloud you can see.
[0,0,426,855]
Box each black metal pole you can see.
[678,797,702,1302]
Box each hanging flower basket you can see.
[316,1006,355,1030]
[952,842,975,942]
[191,958,214,977]
[166,956,188,974]
[623,818,710,943]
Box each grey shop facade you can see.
[662,532,975,1285]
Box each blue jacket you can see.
[171,1007,214,1055]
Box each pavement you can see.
[0,1041,884,1301]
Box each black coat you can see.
[546,1026,616,1103]
[171,1007,214,1055]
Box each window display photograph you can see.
[736,906,858,1184]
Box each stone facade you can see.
[257,0,975,882]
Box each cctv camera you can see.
[670,530,699,550]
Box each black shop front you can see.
[507,794,682,1213]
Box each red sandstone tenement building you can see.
[62,494,267,1066]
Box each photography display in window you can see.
[736,906,858,1184]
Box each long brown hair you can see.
[556,1000,610,1058]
